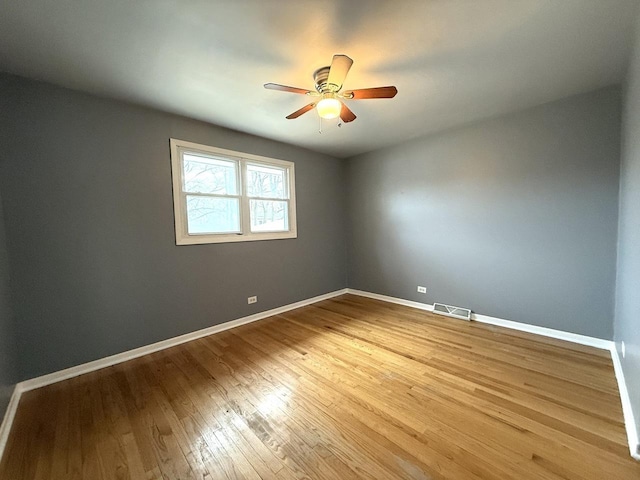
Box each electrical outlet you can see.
[417,286,426,294]
[622,341,626,358]
[248,296,257,304]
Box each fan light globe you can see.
[316,97,341,119]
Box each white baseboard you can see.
[347,289,610,349]
[346,288,640,461]
[470,311,612,350]
[610,345,640,461]
[347,288,436,313]
[0,385,22,463]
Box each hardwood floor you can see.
[1,294,638,479]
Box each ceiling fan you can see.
[264,54,397,123]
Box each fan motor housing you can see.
[313,66,339,93]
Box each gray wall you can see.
[0,183,17,419]
[0,73,347,380]
[615,13,640,452]
[347,87,621,339]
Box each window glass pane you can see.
[186,195,240,234]
[246,163,286,199]
[183,153,238,195]
[250,200,288,232]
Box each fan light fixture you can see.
[316,95,341,119]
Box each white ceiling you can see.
[0,0,638,158]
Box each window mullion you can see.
[240,160,251,235]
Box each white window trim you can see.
[170,138,297,245]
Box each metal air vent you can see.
[433,303,471,321]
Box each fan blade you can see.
[327,55,353,91]
[264,83,312,95]
[286,102,317,119]
[340,102,357,123]
[343,86,398,99]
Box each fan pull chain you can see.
[318,115,323,134]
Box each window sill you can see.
[175,231,298,245]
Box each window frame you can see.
[170,138,297,245]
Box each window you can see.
[170,139,297,244]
